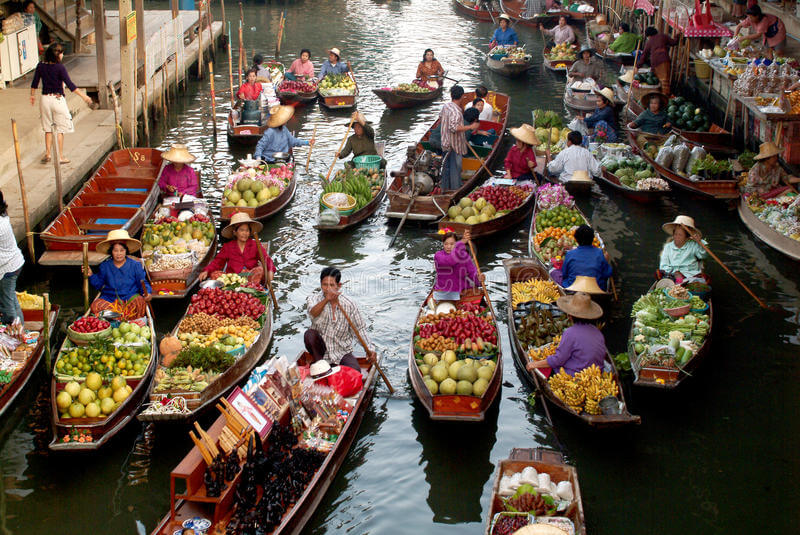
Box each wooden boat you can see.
[542,48,576,73]
[486,52,534,77]
[453,0,498,23]
[143,207,218,300]
[596,168,670,203]
[484,447,587,535]
[138,271,274,423]
[627,130,739,200]
[39,149,163,266]
[318,70,359,110]
[408,288,503,422]
[49,304,157,451]
[277,80,318,107]
[386,91,510,222]
[372,85,443,109]
[738,197,800,261]
[0,304,60,420]
[627,281,713,389]
[219,164,298,224]
[149,351,378,535]
[226,109,266,145]
[314,170,388,231]
[435,182,536,239]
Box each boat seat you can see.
[114,187,148,192]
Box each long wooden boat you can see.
[219,164,298,224]
[627,130,739,200]
[408,288,503,422]
[0,304,60,420]
[503,258,639,428]
[227,110,266,145]
[149,351,378,535]
[486,53,534,77]
[738,197,800,261]
[277,80,318,107]
[372,85,443,109]
[596,168,669,203]
[49,304,157,451]
[453,0,498,22]
[484,447,587,535]
[435,182,536,239]
[39,148,164,266]
[318,70,359,110]
[314,170,388,231]
[628,281,714,389]
[386,91,510,222]
[539,163,595,195]
[138,274,274,423]
[543,48,576,73]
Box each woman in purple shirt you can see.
[433,229,484,301]
[526,293,606,376]
[30,43,93,164]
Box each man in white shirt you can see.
[464,85,495,121]
[546,131,601,183]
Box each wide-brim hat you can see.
[593,87,615,103]
[569,170,592,182]
[221,211,264,239]
[161,143,196,164]
[267,105,295,128]
[556,292,604,319]
[641,91,668,109]
[662,215,701,237]
[753,141,782,161]
[96,229,142,255]
[510,124,540,146]
[309,360,340,381]
[619,69,635,84]
[498,14,511,21]
[565,275,608,295]
[579,45,595,56]
[328,47,341,58]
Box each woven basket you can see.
[67,324,111,345]
[321,192,356,215]
[148,266,194,281]
[632,83,661,102]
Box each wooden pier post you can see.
[119,0,137,146]
[91,0,109,108]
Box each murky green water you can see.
[3,1,799,533]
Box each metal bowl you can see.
[98,310,122,321]
[271,151,291,162]
[599,396,622,415]
[200,279,223,289]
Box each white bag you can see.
[567,117,588,136]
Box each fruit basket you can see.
[321,192,356,215]
[67,320,112,346]
[663,304,691,318]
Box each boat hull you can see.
[486,56,533,77]
[315,172,388,231]
[372,86,443,109]
[219,167,298,223]
[738,198,800,261]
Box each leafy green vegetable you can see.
[613,353,632,372]
[171,346,235,372]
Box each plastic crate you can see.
[353,155,381,170]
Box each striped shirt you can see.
[440,101,467,155]
[306,290,372,365]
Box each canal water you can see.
[3,0,799,533]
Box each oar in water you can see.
[388,183,420,248]
[305,125,317,172]
[325,116,356,182]
[254,235,279,311]
[334,301,394,394]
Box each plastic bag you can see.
[567,117,588,136]
[663,134,679,147]
[655,146,674,168]
[318,208,341,225]
[327,366,363,397]
[685,146,707,177]
[671,143,690,173]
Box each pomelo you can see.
[423,353,438,366]
[456,380,473,396]
[64,381,81,398]
[439,378,457,395]
[448,360,464,380]
[56,391,72,410]
[424,378,438,395]
[473,378,489,396]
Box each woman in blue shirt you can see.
[253,105,312,161]
[583,87,617,142]
[561,225,613,290]
[490,15,519,47]
[318,47,349,79]
[84,229,151,320]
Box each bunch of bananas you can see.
[527,335,561,361]
[16,291,43,310]
[549,364,618,414]
[324,171,376,211]
[511,278,560,308]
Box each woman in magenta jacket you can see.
[433,229,484,301]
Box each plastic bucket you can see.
[694,60,711,79]
[352,155,381,171]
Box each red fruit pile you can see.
[155,215,179,224]
[71,316,110,333]
[467,184,533,211]
[189,288,266,320]
[189,213,210,223]
[418,313,496,345]
[280,80,317,93]
[458,302,485,314]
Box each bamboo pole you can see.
[108,82,122,148]
[275,10,285,59]
[305,125,317,171]
[50,124,64,212]
[11,119,35,262]
[209,62,217,137]
[238,18,243,87]
[42,293,51,370]
[220,0,227,31]
[227,23,235,106]
[326,116,355,181]
[82,242,89,311]
[206,0,215,56]
[197,4,204,79]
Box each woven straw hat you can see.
[96,229,142,255]
[499,14,511,22]
[510,124,540,146]
[662,215,701,237]
[267,105,295,128]
[222,212,264,239]
[565,275,608,295]
[310,360,340,380]
[570,170,592,182]
[753,141,782,161]
[641,91,668,109]
[556,292,604,320]
[619,69,635,84]
[328,47,341,58]
[594,87,615,104]
[161,143,196,164]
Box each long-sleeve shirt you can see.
[464,98,494,121]
[632,109,670,134]
[306,290,372,364]
[561,245,613,290]
[659,240,708,277]
[745,161,789,196]
[339,123,376,159]
[318,60,349,79]
[288,58,315,79]
[547,144,602,182]
[31,62,76,95]
[416,60,444,81]
[569,58,605,80]
[204,239,276,275]
[89,258,151,302]
[434,241,479,293]
[504,144,537,179]
[439,101,468,155]
[546,323,607,376]
[584,105,617,139]
[253,126,309,161]
[609,32,640,54]
[641,32,678,68]
[492,27,519,46]
[544,25,576,45]
[158,164,200,196]
[237,82,262,100]
[0,216,24,278]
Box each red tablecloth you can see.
[664,17,733,38]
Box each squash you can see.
[159,336,182,367]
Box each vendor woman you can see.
[433,229,483,301]
[199,212,276,285]
[744,141,800,198]
[504,124,538,182]
[318,47,349,78]
[569,46,604,81]
[627,92,671,134]
[237,68,263,101]
[733,5,787,59]
[159,144,200,197]
[526,293,606,376]
[416,49,445,87]
[583,87,617,142]
[84,229,151,319]
[658,215,708,283]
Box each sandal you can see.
[41,155,51,163]
[59,158,71,164]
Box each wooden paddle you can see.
[389,184,420,248]
[325,116,356,182]
[254,235,279,311]
[679,224,769,309]
[466,143,494,178]
[625,41,642,117]
[334,301,394,394]
[466,238,496,318]
[305,125,317,171]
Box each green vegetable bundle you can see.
[170,346,235,373]
[533,109,563,129]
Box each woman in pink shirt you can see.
[433,229,483,301]
[199,212,276,285]
[504,124,539,182]
[159,144,199,197]
[734,5,786,58]
[287,49,315,80]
